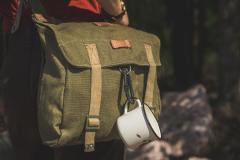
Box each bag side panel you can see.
[37,29,66,147]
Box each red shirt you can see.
[0,0,102,32]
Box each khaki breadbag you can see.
[14,0,162,152]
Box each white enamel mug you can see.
[117,99,161,149]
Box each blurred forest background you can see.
[127,0,240,94]
[0,0,240,160]
[125,0,240,160]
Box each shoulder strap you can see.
[11,0,24,33]
[11,0,47,34]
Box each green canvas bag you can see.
[14,0,162,152]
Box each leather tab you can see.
[33,14,62,24]
[111,40,131,49]
[33,13,48,22]
[94,22,113,27]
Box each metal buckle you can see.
[86,115,100,132]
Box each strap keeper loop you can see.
[86,115,100,132]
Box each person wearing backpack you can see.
[0,0,129,160]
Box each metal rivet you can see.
[136,134,142,138]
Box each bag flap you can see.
[36,22,161,68]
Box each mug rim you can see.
[141,103,161,140]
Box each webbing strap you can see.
[144,44,157,111]
[11,0,24,33]
[11,0,47,33]
[84,44,102,152]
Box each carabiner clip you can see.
[119,66,132,75]
[119,66,135,104]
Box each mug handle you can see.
[124,99,142,114]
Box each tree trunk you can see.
[167,0,195,90]
[0,17,3,68]
[218,0,240,100]
[194,0,207,82]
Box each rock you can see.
[210,86,240,160]
[126,85,213,160]
[159,85,213,156]
[217,80,240,123]
[188,157,210,160]
[126,141,171,160]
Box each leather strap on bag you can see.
[11,0,48,33]
[144,44,157,111]
[84,44,102,152]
